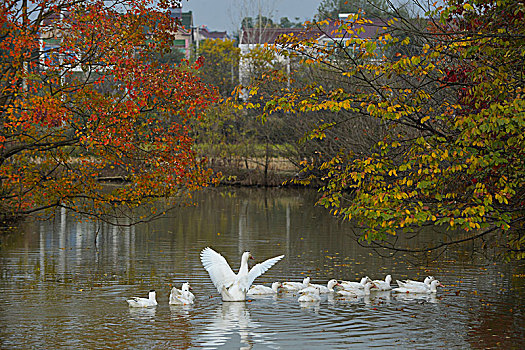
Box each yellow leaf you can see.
[463,3,474,11]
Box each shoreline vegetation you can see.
[1,0,522,259]
[207,156,300,187]
[97,156,302,187]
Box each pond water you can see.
[0,187,524,349]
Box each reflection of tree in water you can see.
[466,285,525,349]
[199,302,277,349]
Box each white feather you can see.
[200,247,284,301]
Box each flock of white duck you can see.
[126,247,444,307]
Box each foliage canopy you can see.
[0,0,218,224]
[197,38,240,98]
[247,0,525,259]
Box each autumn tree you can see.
[197,38,240,98]
[195,42,293,186]
[249,0,525,259]
[237,44,298,185]
[0,0,218,224]
[193,39,241,165]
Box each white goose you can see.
[169,282,195,305]
[127,290,158,308]
[200,247,284,302]
[308,279,340,293]
[336,282,375,298]
[393,279,443,294]
[298,286,321,302]
[339,276,371,290]
[281,277,311,292]
[371,275,392,291]
[247,282,282,295]
[396,276,435,289]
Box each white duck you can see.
[298,286,321,302]
[393,279,443,294]
[200,247,284,302]
[339,276,371,290]
[169,282,195,305]
[336,282,375,298]
[281,277,311,292]
[371,275,392,291]
[127,289,158,308]
[396,276,435,289]
[308,279,340,293]
[247,282,282,295]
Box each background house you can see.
[238,15,386,92]
[238,27,313,93]
[169,7,194,60]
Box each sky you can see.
[181,0,321,34]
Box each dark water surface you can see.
[1,188,524,349]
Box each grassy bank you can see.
[206,156,299,187]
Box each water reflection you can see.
[392,293,439,304]
[0,188,524,349]
[128,307,156,321]
[368,291,392,303]
[169,304,194,317]
[31,211,144,285]
[299,300,321,313]
[201,302,257,349]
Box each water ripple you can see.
[1,188,524,349]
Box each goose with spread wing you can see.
[200,247,284,302]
